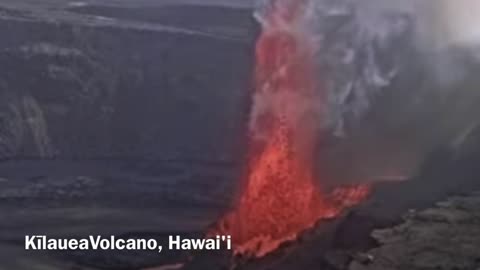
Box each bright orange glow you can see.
[211,0,370,257]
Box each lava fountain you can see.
[211,0,370,257]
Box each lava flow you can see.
[211,0,370,257]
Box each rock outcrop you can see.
[0,2,255,161]
[350,192,480,270]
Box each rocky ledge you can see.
[349,192,480,270]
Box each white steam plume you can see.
[251,0,480,184]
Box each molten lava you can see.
[212,0,370,257]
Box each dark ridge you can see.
[68,4,254,38]
[0,6,32,19]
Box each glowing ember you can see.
[211,0,370,257]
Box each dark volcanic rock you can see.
[179,189,480,270]
[0,3,257,270]
[174,147,480,270]
[349,192,480,270]
[0,4,255,162]
[68,4,253,41]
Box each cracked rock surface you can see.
[350,192,480,270]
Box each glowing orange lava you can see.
[211,0,370,257]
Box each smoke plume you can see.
[252,0,480,185]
